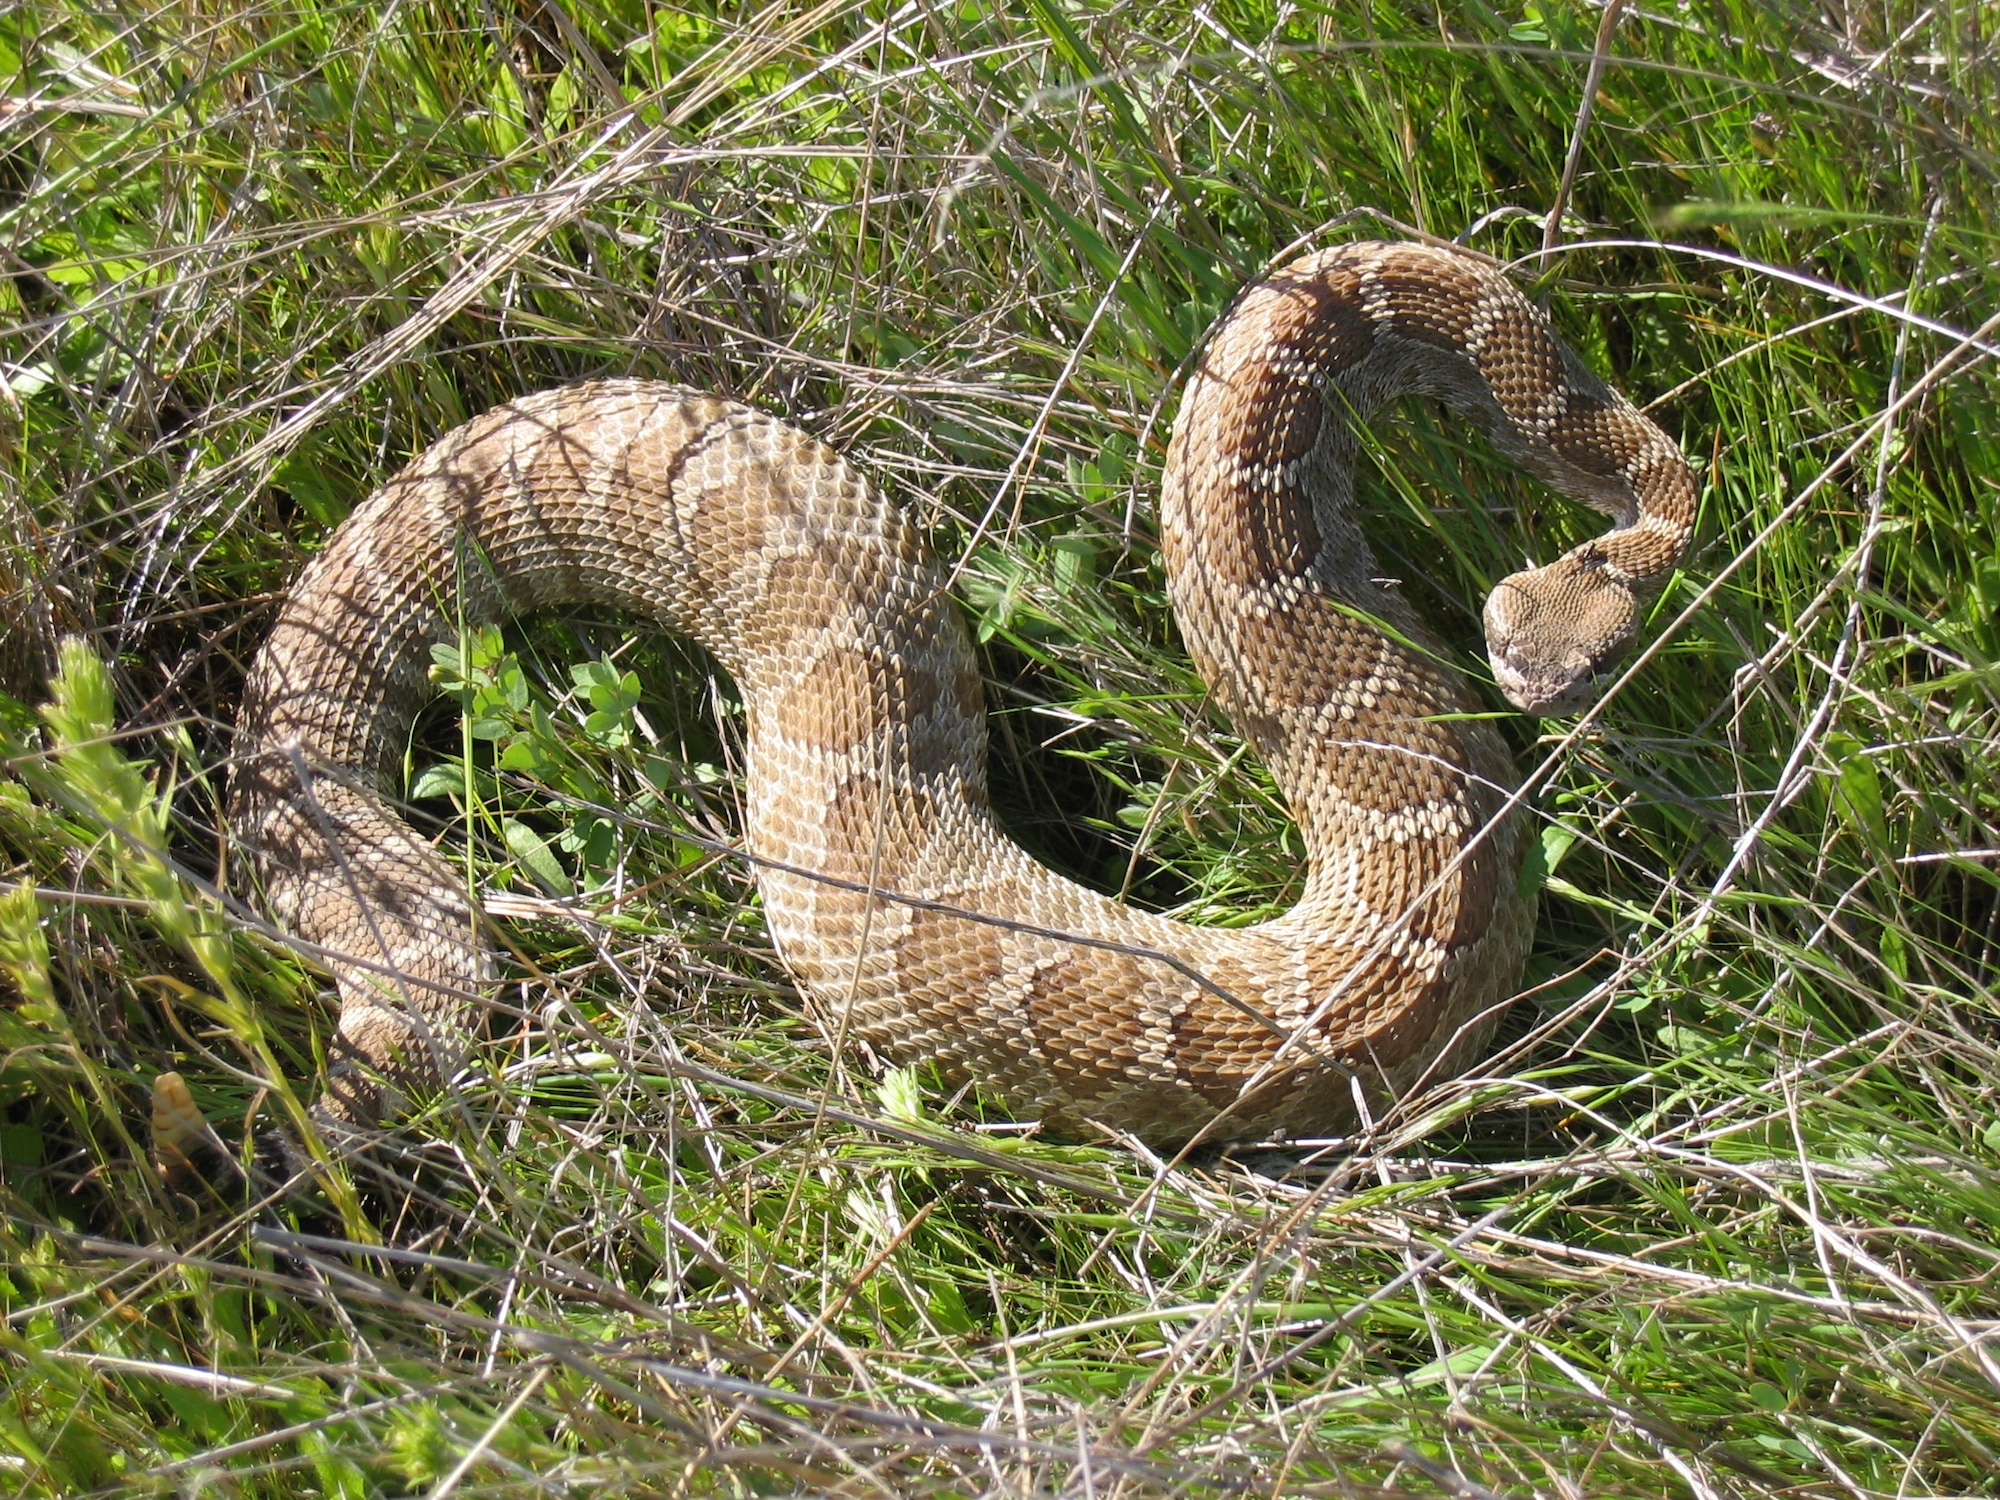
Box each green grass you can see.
[4,1,1999,1494]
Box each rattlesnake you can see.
[229,241,1694,1148]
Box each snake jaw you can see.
[1483,558,1640,716]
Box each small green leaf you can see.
[559,811,615,867]
[497,738,551,776]
[2,1121,44,1166]
[1974,557,2000,616]
[502,662,530,714]
[273,448,346,527]
[409,763,469,801]
[429,642,465,680]
[926,1275,976,1335]
[1509,1,1549,42]
[1750,1380,1788,1412]
[1879,924,1908,981]
[1518,822,1578,897]
[1752,1433,1814,1462]
[963,566,1020,644]
[1051,534,1097,595]
[574,657,640,746]
[5,362,54,399]
[503,819,572,896]
[1655,1024,1711,1056]
[1826,732,1888,850]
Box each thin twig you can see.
[1543,0,1632,256]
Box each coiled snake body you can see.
[234,243,1694,1146]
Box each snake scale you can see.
[232,242,1695,1147]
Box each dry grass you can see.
[3,2,1999,1495]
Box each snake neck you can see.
[1159,250,1523,911]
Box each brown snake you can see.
[231,242,1695,1147]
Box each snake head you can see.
[1482,550,1640,716]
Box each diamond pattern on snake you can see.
[227,241,1695,1148]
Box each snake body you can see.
[234,242,1695,1145]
